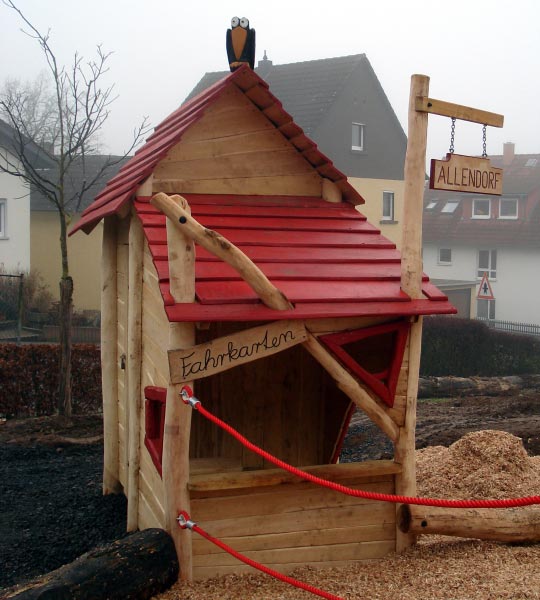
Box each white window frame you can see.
[351,123,365,152]
[477,298,496,320]
[477,249,497,279]
[437,248,452,265]
[472,198,491,219]
[441,200,459,214]
[0,199,6,239]
[498,197,518,220]
[381,191,395,221]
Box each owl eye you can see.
[240,17,249,28]
[231,16,240,27]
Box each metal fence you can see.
[476,317,540,337]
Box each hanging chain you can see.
[449,118,456,154]
[482,125,488,158]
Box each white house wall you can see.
[0,150,30,272]
[423,243,540,326]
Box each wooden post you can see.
[401,74,429,300]
[126,212,144,531]
[101,216,122,495]
[160,195,196,581]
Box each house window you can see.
[382,191,395,221]
[477,249,497,279]
[472,198,491,219]
[144,386,167,476]
[499,198,518,219]
[0,199,6,238]
[438,248,452,265]
[351,123,365,151]
[426,201,438,210]
[441,200,459,214]
[477,299,496,320]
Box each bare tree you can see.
[0,0,149,417]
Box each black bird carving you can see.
[226,16,255,71]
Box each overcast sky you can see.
[1,0,538,165]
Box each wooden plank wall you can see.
[152,86,322,198]
[137,240,169,529]
[190,470,397,579]
[190,322,351,470]
[116,216,130,490]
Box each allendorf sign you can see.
[430,153,503,196]
[168,320,307,384]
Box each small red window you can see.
[144,386,167,476]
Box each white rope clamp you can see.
[180,385,200,408]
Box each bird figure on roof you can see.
[226,16,255,71]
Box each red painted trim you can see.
[144,386,167,477]
[330,402,355,464]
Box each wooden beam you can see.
[151,192,292,311]
[415,96,504,127]
[402,75,430,300]
[126,212,144,531]
[101,216,122,495]
[302,331,399,442]
[161,194,196,581]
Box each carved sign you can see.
[430,153,503,196]
[168,320,307,384]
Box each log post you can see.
[126,211,144,531]
[399,504,540,543]
[160,195,196,581]
[101,216,121,495]
[395,74,430,551]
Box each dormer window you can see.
[441,200,459,214]
[499,198,518,219]
[472,198,491,219]
[351,123,365,152]
[426,201,438,210]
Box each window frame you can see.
[437,248,452,265]
[498,197,518,220]
[0,199,6,239]
[477,298,496,320]
[477,249,497,280]
[472,198,491,219]
[441,200,459,214]
[381,191,395,222]
[351,122,365,152]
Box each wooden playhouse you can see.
[72,65,455,580]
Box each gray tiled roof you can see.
[186,54,368,137]
[31,154,128,212]
[0,119,55,169]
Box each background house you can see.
[188,54,407,247]
[31,155,125,311]
[0,119,53,273]
[422,142,540,327]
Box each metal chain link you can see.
[449,118,456,154]
[482,125,488,158]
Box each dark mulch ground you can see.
[1,391,539,593]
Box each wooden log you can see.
[401,74,429,300]
[398,504,540,543]
[101,216,121,495]
[150,192,292,310]
[5,529,178,600]
[302,331,399,442]
[161,194,196,581]
[126,211,144,531]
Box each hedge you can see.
[420,316,540,376]
[0,344,101,417]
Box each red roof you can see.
[135,194,455,322]
[71,65,365,235]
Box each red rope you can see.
[180,514,343,600]
[181,388,540,509]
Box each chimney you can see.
[256,50,273,78]
[503,142,515,166]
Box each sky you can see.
[1,0,539,165]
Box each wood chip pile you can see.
[154,431,540,600]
